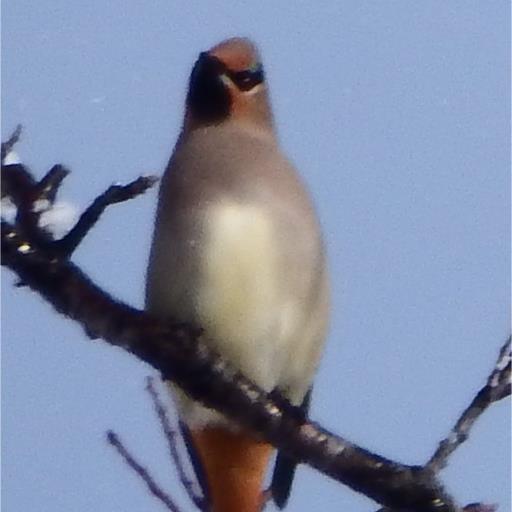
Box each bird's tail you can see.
[190,427,273,512]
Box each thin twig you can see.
[36,164,70,204]
[146,376,206,511]
[378,503,498,512]
[54,175,158,257]
[427,336,511,472]
[462,504,498,512]
[2,162,59,248]
[1,124,22,162]
[486,336,512,400]
[107,431,183,512]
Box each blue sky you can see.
[2,2,510,511]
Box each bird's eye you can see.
[227,65,264,92]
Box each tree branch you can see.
[427,336,511,472]
[146,377,207,510]
[2,214,456,511]
[2,140,508,511]
[107,431,184,512]
[54,175,158,258]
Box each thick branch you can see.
[1,219,456,512]
[3,153,508,512]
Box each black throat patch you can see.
[186,52,232,124]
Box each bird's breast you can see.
[195,201,295,389]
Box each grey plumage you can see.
[145,37,329,510]
[147,124,328,412]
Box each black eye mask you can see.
[226,65,265,92]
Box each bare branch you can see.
[427,336,511,472]
[4,150,509,512]
[54,175,158,257]
[462,504,498,512]
[35,164,70,204]
[107,431,183,512]
[1,162,459,512]
[146,377,206,510]
[2,157,157,258]
[3,217,459,511]
[1,124,22,162]
[2,161,70,251]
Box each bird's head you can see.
[185,37,274,130]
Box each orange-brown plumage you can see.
[209,37,260,73]
[191,428,273,512]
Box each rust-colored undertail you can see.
[191,427,274,512]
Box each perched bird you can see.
[146,37,329,512]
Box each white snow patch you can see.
[3,150,21,165]
[38,201,78,237]
[33,199,51,213]
[1,197,17,222]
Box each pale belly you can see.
[150,201,326,429]
[196,202,300,388]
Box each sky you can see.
[2,2,510,512]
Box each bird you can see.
[145,37,330,512]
